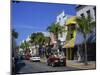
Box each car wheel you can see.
[51,63,55,67]
[47,63,49,66]
[47,61,50,66]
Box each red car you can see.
[47,52,66,67]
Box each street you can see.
[16,60,79,74]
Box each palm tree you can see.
[30,32,45,45]
[76,16,96,65]
[12,29,18,39]
[30,32,47,56]
[20,42,25,49]
[20,40,30,49]
[47,23,65,43]
[24,40,30,49]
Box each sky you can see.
[12,1,76,45]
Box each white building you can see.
[56,11,67,26]
[56,11,72,45]
[76,5,96,21]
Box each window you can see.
[70,33,73,38]
[86,10,91,16]
[59,18,61,21]
[80,13,84,17]
[70,31,73,38]
[63,15,66,18]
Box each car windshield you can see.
[51,51,64,56]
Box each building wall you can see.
[56,11,71,45]
[56,11,67,26]
[76,6,96,21]
[65,24,77,60]
[30,46,37,56]
[50,32,57,45]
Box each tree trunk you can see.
[77,45,81,62]
[55,33,58,49]
[84,38,88,65]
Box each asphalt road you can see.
[16,60,78,74]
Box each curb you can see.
[66,61,96,69]
[40,58,47,63]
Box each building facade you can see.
[75,5,96,61]
[63,16,77,60]
[56,11,72,45]
[56,11,67,26]
[63,5,96,61]
[76,5,96,21]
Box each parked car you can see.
[30,55,40,62]
[47,51,66,67]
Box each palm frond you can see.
[76,15,95,34]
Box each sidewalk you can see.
[40,57,47,63]
[40,58,96,70]
[66,60,96,69]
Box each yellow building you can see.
[63,16,77,60]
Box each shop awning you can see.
[75,31,96,45]
[75,31,84,45]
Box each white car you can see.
[30,55,40,62]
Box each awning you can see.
[87,33,96,43]
[75,31,96,45]
[75,31,84,45]
[63,38,75,48]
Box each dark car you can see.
[47,51,66,67]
